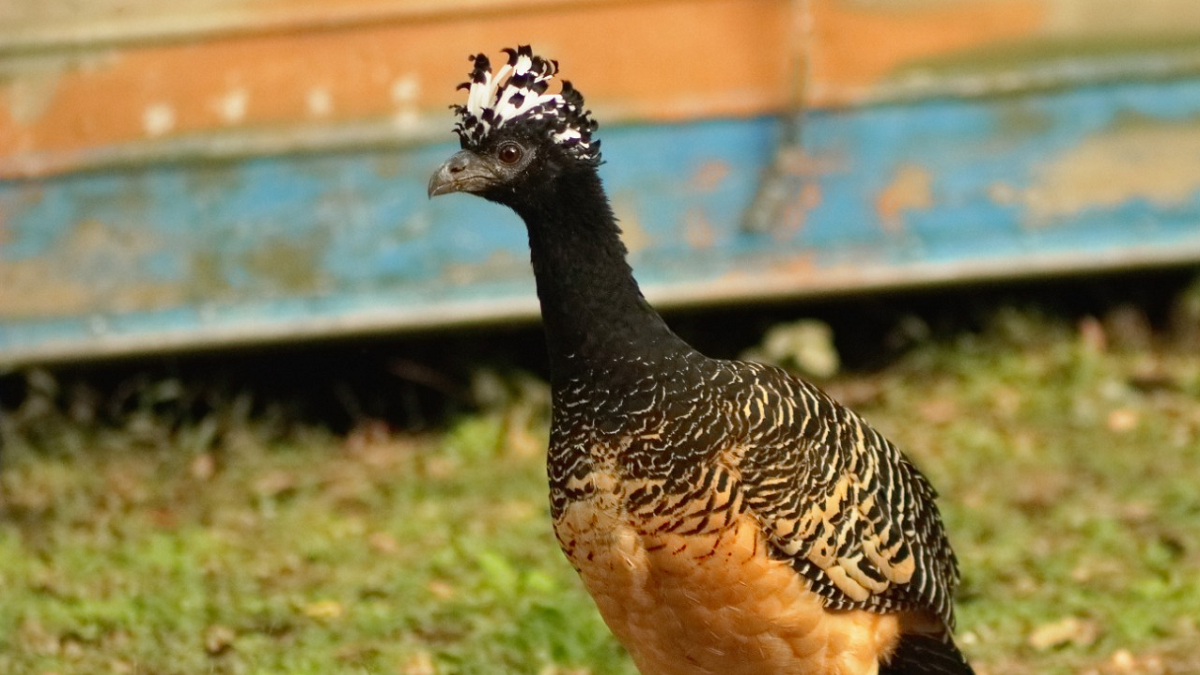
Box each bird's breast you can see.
[551,458,903,675]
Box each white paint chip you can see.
[307,87,333,117]
[216,89,249,124]
[392,108,420,132]
[391,74,421,133]
[143,103,175,137]
[390,74,420,103]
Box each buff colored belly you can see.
[554,503,901,675]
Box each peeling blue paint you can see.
[3,78,1200,364]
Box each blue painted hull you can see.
[3,78,1200,364]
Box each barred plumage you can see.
[430,46,973,675]
[547,355,961,629]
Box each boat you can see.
[4,0,1200,365]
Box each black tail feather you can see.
[881,633,975,675]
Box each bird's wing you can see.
[730,363,960,628]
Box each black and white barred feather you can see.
[547,350,961,630]
[452,45,600,163]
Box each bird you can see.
[428,45,975,675]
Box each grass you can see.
[837,308,1200,675]
[2,290,1199,675]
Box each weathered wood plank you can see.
[808,0,1200,103]
[5,0,1200,179]
[0,0,793,179]
[4,77,1200,365]
[0,0,627,51]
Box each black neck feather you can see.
[510,168,695,389]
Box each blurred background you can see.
[1,1,1199,674]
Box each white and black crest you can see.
[452,45,600,164]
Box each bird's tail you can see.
[881,633,975,675]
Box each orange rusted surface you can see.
[875,164,933,233]
[7,0,1200,179]
[0,0,791,176]
[1,0,630,50]
[807,0,1047,104]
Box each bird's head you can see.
[427,45,600,205]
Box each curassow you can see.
[428,45,975,675]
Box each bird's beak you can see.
[427,150,498,198]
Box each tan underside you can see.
[556,502,903,675]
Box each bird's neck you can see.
[512,169,695,390]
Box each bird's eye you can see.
[497,143,523,164]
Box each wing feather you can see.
[730,362,961,628]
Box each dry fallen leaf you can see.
[190,453,216,480]
[1107,408,1140,433]
[254,470,298,497]
[1079,316,1107,354]
[1108,649,1137,674]
[368,532,400,554]
[398,650,436,675]
[1028,616,1099,650]
[204,624,236,656]
[427,580,455,600]
[303,600,345,621]
[917,397,960,425]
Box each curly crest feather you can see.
[451,45,600,164]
